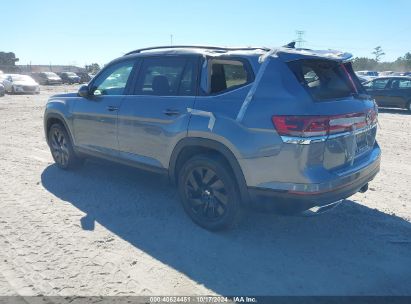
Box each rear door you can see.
[72,59,137,156]
[365,78,390,106]
[117,55,199,169]
[386,78,411,108]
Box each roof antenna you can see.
[283,41,296,48]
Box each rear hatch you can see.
[274,59,378,171]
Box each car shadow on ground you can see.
[378,108,411,115]
[41,159,411,295]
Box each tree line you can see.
[352,46,411,72]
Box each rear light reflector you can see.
[272,111,376,138]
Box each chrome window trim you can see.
[280,123,377,145]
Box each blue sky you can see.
[4,0,411,66]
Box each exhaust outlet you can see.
[359,183,369,193]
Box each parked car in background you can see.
[357,76,369,84]
[44,45,380,230]
[0,73,6,85]
[379,71,394,76]
[58,72,81,84]
[2,74,40,94]
[356,70,379,78]
[76,72,92,83]
[363,76,411,111]
[0,83,5,97]
[393,72,411,77]
[31,72,62,85]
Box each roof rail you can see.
[124,45,271,56]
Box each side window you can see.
[209,59,251,94]
[372,79,389,89]
[135,57,195,96]
[90,60,135,96]
[399,79,411,89]
[362,81,373,88]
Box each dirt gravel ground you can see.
[0,85,410,296]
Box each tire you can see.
[178,154,244,231]
[48,123,83,170]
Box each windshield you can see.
[44,72,58,77]
[65,72,77,76]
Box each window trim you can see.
[130,55,200,97]
[199,56,255,96]
[88,58,140,96]
[388,78,411,90]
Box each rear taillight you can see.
[272,111,376,138]
[272,116,329,137]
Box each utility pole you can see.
[170,34,173,46]
[295,30,306,48]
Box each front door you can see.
[117,56,199,169]
[367,78,390,106]
[72,59,137,156]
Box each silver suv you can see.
[44,45,381,230]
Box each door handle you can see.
[163,109,180,116]
[107,106,119,112]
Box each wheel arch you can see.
[44,113,75,147]
[169,137,250,205]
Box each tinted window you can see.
[135,57,195,96]
[391,79,411,89]
[209,59,250,94]
[90,61,135,96]
[288,60,359,101]
[372,79,389,89]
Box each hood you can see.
[51,92,78,98]
[14,81,38,86]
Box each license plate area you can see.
[355,128,373,156]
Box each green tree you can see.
[351,57,378,71]
[85,63,101,74]
[0,52,19,65]
[372,46,385,62]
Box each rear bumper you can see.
[248,147,380,212]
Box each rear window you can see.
[392,79,411,89]
[288,60,359,101]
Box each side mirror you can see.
[78,85,90,98]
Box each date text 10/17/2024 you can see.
[149,296,258,303]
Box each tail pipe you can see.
[359,183,369,193]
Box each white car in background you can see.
[2,74,40,94]
[0,83,5,97]
[355,70,379,82]
[379,71,394,76]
